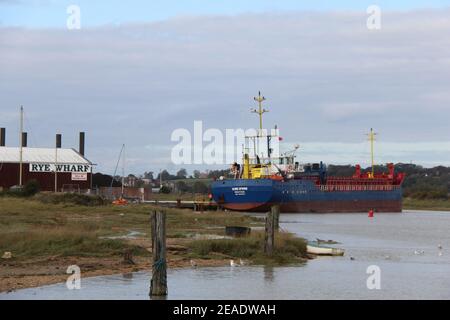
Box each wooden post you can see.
[150,210,167,297]
[264,207,274,255]
[272,204,280,230]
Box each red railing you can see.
[318,184,400,192]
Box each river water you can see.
[1,210,449,299]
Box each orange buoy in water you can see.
[368,209,374,218]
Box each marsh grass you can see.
[0,196,261,262]
[0,195,305,265]
[188,231,307,265]
[403,198,450,211]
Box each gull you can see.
[190,259,197,268]
[239,259,247,266]
[414,250,425,255]
[384,255,391,260]
[438,252,443,257]
[230,260,239,267]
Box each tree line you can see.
[93,164,450,200]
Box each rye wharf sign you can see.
[29,163,91,173]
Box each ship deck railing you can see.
[318,185,401,192]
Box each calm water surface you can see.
[1,210,449,299]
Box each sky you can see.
[1,1,450,28]
[1,1,450,175]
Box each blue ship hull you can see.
[211,179,403,213]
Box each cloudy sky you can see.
[1,1,450,175]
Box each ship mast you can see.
[19,106,24,187]
[251,91,269,136]
[121,144,125,198]
[367,128,377,178]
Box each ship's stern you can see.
[211,179,275,212]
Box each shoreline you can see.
[0,255,232,294]
[402,198,450,212]
[403,208,450,212]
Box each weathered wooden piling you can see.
[150,210,167,297]
[264,206,275,255]
[272,204,280,230]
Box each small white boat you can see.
[307,243,345,256]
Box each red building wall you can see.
[0,163,91,191]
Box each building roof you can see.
[0,147,91,164]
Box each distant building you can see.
[198,172,209,179]
[0,130,92,192]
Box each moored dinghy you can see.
[306,242,345,256]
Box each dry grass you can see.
[0,195,310,292]
[0,196,261,262]
[188,231,307,265]
[0,195,307,268]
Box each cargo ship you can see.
[211,93,405,213]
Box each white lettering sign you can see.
[29,163,91,173]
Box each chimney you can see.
[21,132,27,147]
[0,128,5,146]
[79,132,85,156]
[56,134,62,148]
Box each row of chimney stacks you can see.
[0,128,86,156]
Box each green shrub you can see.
[23,180,40,196]
[0,180,40,197]
[160,186,172,194]
[35,193,106,206]
[193,181,209,194]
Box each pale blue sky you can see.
[1,3,450,173]
[1,0,450,28]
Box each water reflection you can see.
[263,266,274,282]
[150,295,167,301]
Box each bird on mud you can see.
[190,259,197,268]
[239,259,247,266]
[230,260,239,267]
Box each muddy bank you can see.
[0,254,230,293]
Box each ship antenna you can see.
[251,91,269,136]
[366,128,377,178]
